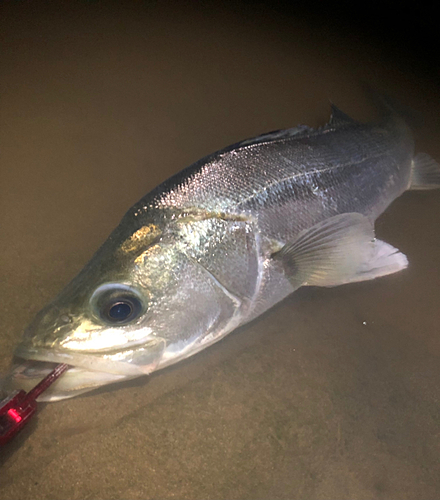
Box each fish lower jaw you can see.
[3,347,146,402]
[14,346,147,376]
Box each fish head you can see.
[6,218,236,401]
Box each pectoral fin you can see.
[410,153,440,189]
[272,213,408,290]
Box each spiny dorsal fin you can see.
[329,104,356,126]
[224,104,354,152]
[232,124,313,149]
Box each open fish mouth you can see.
[1,345,162,402]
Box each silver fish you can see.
[5,104,440,400]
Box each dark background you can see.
[2,0,440,75]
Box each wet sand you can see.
[1,3,440,499]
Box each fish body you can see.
[6,104,440,400]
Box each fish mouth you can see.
[2,343,164,402]
[2,359,134,402]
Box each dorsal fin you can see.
[232,124,313,149]
[329,104,356,126]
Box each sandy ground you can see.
[1,3,440,499]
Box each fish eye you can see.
[90,284,145,325]
[103,297,142,324]
[108,301,133,321]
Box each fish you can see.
[3,103,440,401]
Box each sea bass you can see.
[5,104,440,401]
